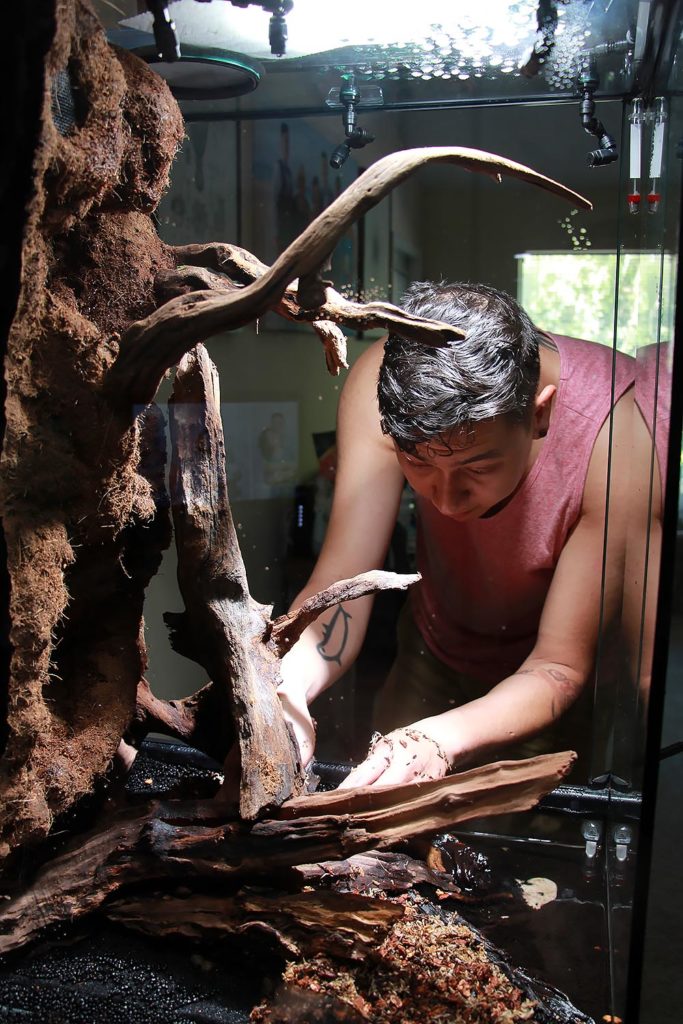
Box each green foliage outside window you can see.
[517,251,676,357]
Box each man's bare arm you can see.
[278,338,405,762]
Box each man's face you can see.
[394,416,535,521]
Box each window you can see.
[517,251,676,357]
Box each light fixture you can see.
[120,0,541,79]
[110,27,264,100]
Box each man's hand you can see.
[277,683,316,768]
[337,725,451,790]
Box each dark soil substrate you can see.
[0,923,255,1024]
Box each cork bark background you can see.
[0,0,184,862]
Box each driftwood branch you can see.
[132,677,205,744]
[294,850,464,896]
[156,262,349,375]
[276,751,576,837]
[269,570,421,657]
[0,751,574,954]
[106,147,591,408]
[130,678,233,763]
[168,344,303,819]
[165,245,454,360]
[134,571,423,743]
[107,888,406,961]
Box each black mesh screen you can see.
[50,66,76,136]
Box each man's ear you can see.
[532,384,556,439]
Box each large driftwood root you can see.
[0,751,574,954]
[167,344,302,817]
[102,851,466,960]
[158,343,421,817]
[107,889,406,962]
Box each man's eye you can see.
[470,465,496,476]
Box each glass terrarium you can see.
[0,1,681,1022]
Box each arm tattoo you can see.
[515,666,579,719]
[316,605,352,666]
[547,668,571,682]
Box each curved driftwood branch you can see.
[106,147,591,408]
[129,677,232,756]
[269,570,421,657]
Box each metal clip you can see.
[581,819,602,860]
[613,824,632,863]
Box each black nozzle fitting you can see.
[587,132,619,166]
[266,0,293,57]
[340,78,360,107]
[578,68,618,167]
[347,127,375,146]
[147,0,180,61]
[330,74,376,168]
[329,128,376,169]
[340,76,360,136]
[269,13,287,56]
[330,142,351,169]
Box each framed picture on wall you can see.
[222,401,299,501]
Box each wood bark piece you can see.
[130,678,229,759]
[167,344,303,819]
[276,751,577,840]
[269,570,421,656]
[106,888,405,961]
[0,751,574,954]
[108,148,591,408]
[295,850,463,896]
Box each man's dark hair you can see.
[378,281,543,454]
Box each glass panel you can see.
[624,29,683,1022]
[86,2,681,1019]
[138,99,625,1023]
[605,60,682,1022]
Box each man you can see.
[278,282,634,788]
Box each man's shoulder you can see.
[547,331,635,377]
[339,337,396,457]
[349,336,387,378]
[581,386,633,515]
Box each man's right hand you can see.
[277,682,316,768]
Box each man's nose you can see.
[432,474,470,516]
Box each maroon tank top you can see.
[411,333,635,684]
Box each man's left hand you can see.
[337,725,451,789]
